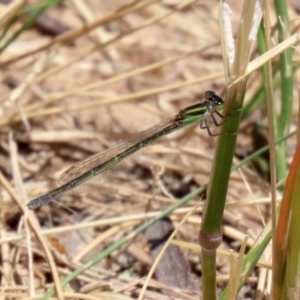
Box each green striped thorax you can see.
[177,91,224,125]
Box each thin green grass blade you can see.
[0,0,63,53]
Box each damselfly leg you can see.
[200,91,225,136]
[200,113,223,136]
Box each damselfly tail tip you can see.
[27,198,42,209]
[27,194,53,209]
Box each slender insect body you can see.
[27,91,224,209]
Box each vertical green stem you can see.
[199,1,262,298]
[274,0,293,181]
[199,83,246,300]
[201,249,217,300]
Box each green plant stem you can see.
[274,0,293,182]
[201,249,217,299]
[200,87,243,244]
[199,2,262,297]
[199,85,245,300]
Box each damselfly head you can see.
[205,90,223,107]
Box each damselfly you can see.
[28,91,224,209]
